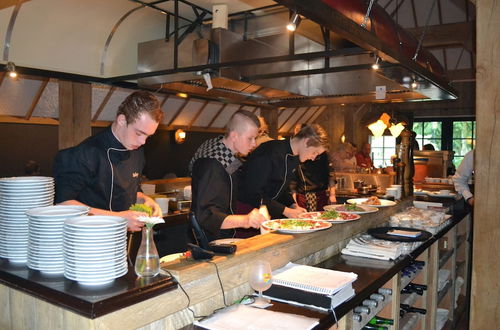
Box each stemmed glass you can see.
[249,260,273,305]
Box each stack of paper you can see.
[195,304,319,330]
[341,235,404,260]
[264,263,357,310]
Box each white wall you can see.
[0,0,166,77]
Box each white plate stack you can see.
[27,205,90,274]
[0,176,55,263]
[63,216,128,286]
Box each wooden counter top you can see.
[0,198,413,329]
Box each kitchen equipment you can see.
[354,179,365,190]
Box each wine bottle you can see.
[378,288,392,295]
[362,299,378,308]
[400,304,427,316]
[369,315,394,325]
[407,283,427,291]
[354,306,371,314]
[401,286,424,296]
[362,324,388,330]
[412,260,425,268]
[370,293,385,302]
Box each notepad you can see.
[387,229,422,238]
[272,263,357,295]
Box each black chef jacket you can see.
[238,139,299,219]
[291,152,333,194]
[53,126,144,212]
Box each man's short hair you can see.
[295,124,329,149]
[225,110,260,136]
[117,91,163,124]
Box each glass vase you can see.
[134,226,160,277]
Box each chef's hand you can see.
[137,192,162,217]
[283,204,307,218]
[118,210,147,232]
[246,208,267,229]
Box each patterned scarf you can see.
[188,136,242,175]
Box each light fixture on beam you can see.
[176,92,188,98]
[371,56,380,70]
[368,120,387,137]
[6,62,17,78]
[411,80,418,89]
[175,129,186,144]
[389,122,405,138]
[286,13,301,32]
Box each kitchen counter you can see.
[0,197,420,329]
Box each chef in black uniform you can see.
[238,124,329,219]
[189,110,269,242]
[53,91,163,232]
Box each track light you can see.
[286,13,301,32]
[6,62,17,78]
[411,81,418,89]
[371,57,380,70]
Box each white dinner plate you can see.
[323,204,379,214]
[347,198,397,207]
[27,205,89,218]
[261,219,332,234]
[299,211,361,223]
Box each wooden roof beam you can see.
[24,78,49,120]
[406,22,475,53]
[92,86,116,122]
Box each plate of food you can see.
[347,196,396,207]
[324,204,379,214]
[261,219,332,234]
[299,210,361,223]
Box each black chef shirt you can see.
[53,126,144,212]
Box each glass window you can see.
[452,121,476,167]
[413,121,442,150]
[369,136,397,168]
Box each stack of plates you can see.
[63,216,128,285]
[0,176,54,263]
[27,205,90,274]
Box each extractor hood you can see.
[136,2,457,107]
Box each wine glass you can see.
[249,260,272,305]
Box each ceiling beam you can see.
[0,0,29,11]
[447,68,475,82]
[207,103,229,127]
[187,100,209,129]
[92,86,116,122]
[406,22,475,52]
[25,78,49,120]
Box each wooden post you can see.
[471,0,500,328]
[400,129,412,198]
[261,108,279,139]
[58,80,92,150]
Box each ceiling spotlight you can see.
[371,57,380,70]
[6,62,17,78]
[286,13,301,32]
[176,92,188,98]
[411,81,418,89]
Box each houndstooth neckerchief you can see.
[188,136,241,175]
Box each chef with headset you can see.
[188,110,269,242]
[53,91,163,232]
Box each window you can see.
[452,121,476,168]
[413,121,442,150]
[412,118,476,171]
[369,135,396,168]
